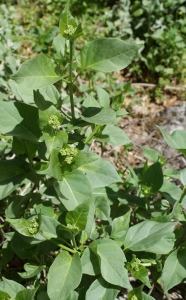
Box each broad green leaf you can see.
[18,263,45,279]
[0,102,41,142]
[98,124,131,146]
[0,158,30,184]
[95,196,110,220]
[85,276,120,300]
[82,95,100,108]
[0,291,10,299]
[180,168,186,185]
[162,247,186,293]
[39,105,62,129]
[47,251,82,300]
[78,38,142,72]
[37,292,50,300]
[66,291,78,300]
[38,215,61,240]
[38,84,60,106]
[6,217,39,237]
[73,152,122,188]
[59,2,82,40]
[81,247,100,276]
[160,180,181,204]
[44,131,68,159]
[124,220,175,253]
[111,211,130,240]
[158,126,186,155]
[90,239,131,289]
[141,162,163,194]
[16,287,38,300]
[0,278,25,298]
[5,194,38,218]
[38,148,62,180]
[54,169,92,210]
[126,256,151,288]
[142,147,161,162]
[81,107,116,125]
[96,86,110,108]
[53,34,66,58]
[11,54,61,89]
[128,285,155,300]
[11,232,39,259]
[66,199,90,231]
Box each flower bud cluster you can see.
[67,223,79,231]
[131,296,138,300]
[27,218,39,235]
[131,257,141,272]
[64,24,76,36]
[60,147,78,164]
[48,115,61,129]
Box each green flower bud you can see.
[64,24,76,36]
[48,115,61,129]
[131,257,141,272]
[27,218,39,235]
[67,223,79,231]
[131,296,138,300]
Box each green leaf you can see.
[95,196,110,220]
[162,247,186,293]
[53,34,66,58]
[59,2,82,40]
[15,287,38,300]
[85,276,120,300]
[78,38,142,72]
[5,194,39,218]
[47,251,82,300]
[0,102,41,142]
[0,158,30,183]
[111,211,130,240]
[6,217,39,237]
[81,247,100,276]
[160,180,181,204]
[18,263,45,279]
[180,168,186,185]
[98,124,131,146]
[90,239,131,289]
[54,169,92,210]
[126,256,151,288]
[124,220,175,253]
[82,95,100,108]
[0,291,10,300]
[66,291,78,300]
[11,54,61,89]
[39,105,62,129]
[44,131,68,159]
[158,126,186,154]
[0,278,25,298]
[141,162,163,194]
[96,86,110,108]
[73,152,122,188]
[66,199,90,231]
[142,147,161,162]
[38,148,62,180]
[81,107,116,125]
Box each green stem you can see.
[0,134,12,141]
[69,41,75,121]
[84,125,101,144]
[72,234,78,250]
[40,231,77,254]
[73,71,82,83]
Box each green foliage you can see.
[0,3,186,300]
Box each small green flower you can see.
[64,24,76,36]
[60,146,78,164]
[131,296,138,300]
[27,218,39,235]
[48,115,61,129]
[67,223,79,231]
[131,257,141,272]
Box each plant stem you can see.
[84,125,101,144]
[72,234,78,250]
[69,41,75,121]
[40,231,77,254]
[0,134,12,141]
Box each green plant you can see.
[1,3,186,300]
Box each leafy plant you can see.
[1,2,186,300]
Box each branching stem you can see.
[69,41,75,121]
